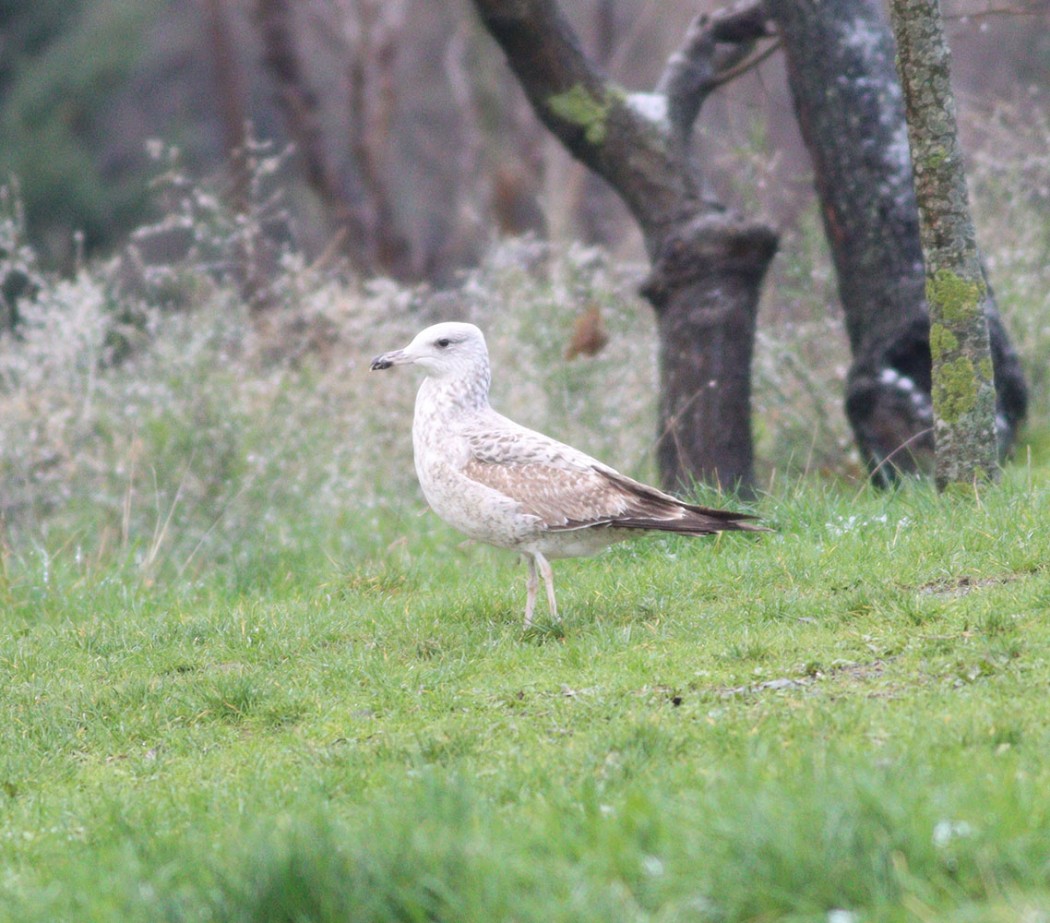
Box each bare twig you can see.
[945,3,1047,21]
[708,37,782,92]
[346,0,412,275]
[852,427,934,502]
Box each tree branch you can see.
[471,0,695,241]
[707,38,782,91]
[656,1,774,165]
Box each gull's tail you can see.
[554,467,769,536]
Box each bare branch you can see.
[945,2,1047,22]
[656,1,775,163]
[346,0,411,274]
[707,38,782,92]
[470,0,779,489]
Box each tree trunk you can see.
[889,0,999,488]
[204,0,250,212]
[767,0,1026,484]
[206,0,278,312]
[470,0,777,493]
[642,215,774,490]
[254,0,370,276]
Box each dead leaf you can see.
[565,304,609,359]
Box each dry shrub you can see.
[0,202,655,578]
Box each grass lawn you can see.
[2,463,1050,922]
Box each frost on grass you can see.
[825,513,912,537]
[932,819,974,848]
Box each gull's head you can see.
[370,322,489,380]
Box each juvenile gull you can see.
[371,322,763,627]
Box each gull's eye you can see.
[436,337,452,349]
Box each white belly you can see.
[415,451,538,549]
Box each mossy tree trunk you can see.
[768,0,1026,486]
[888,0,1000,488]
[470,0,778,494]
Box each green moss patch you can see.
[547,84,612,145]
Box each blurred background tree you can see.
[0,0,162,264]
[1,0,1046,279]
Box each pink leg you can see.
[524,554,539,628]
[535,551,558,622]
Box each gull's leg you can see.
[535,551,559,622]
[524,554,539,628]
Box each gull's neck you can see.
[417,360,492,416]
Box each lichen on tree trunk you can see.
[768,0,1025,486]
[889,0,999,488]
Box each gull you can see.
[370,321,764,627]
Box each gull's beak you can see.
[370,348,410,371]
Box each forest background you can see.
[2,0,1047,279]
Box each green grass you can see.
[3,461,1050,922]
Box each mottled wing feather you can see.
[461,459,629,527]
[461,447,763,537]
[460,412,764,535]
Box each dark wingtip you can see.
[590,466,771,535]
[689,511,771,534]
